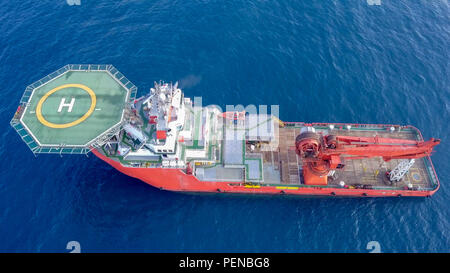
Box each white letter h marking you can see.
[58,98,75,113]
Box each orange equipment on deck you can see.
[295,128,440,186]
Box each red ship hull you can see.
[91,149,439,197]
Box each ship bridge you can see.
[11,64,137,154]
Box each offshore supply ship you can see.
[11,65,441,197]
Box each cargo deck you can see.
[258,123,437,191]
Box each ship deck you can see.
[256,123,437,191]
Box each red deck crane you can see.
[295,128,440,185]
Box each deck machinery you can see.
[11,65,441,197]
[295,127,440,186]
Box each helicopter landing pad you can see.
[20,70,130,146]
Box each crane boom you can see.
[322,137,440,161]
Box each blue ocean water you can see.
[0,0,449,252]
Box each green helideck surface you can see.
[21,71,129,146]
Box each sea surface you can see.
[0,0,449,252]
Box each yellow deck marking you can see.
[276,186,299,190]
[36,84,96,128]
